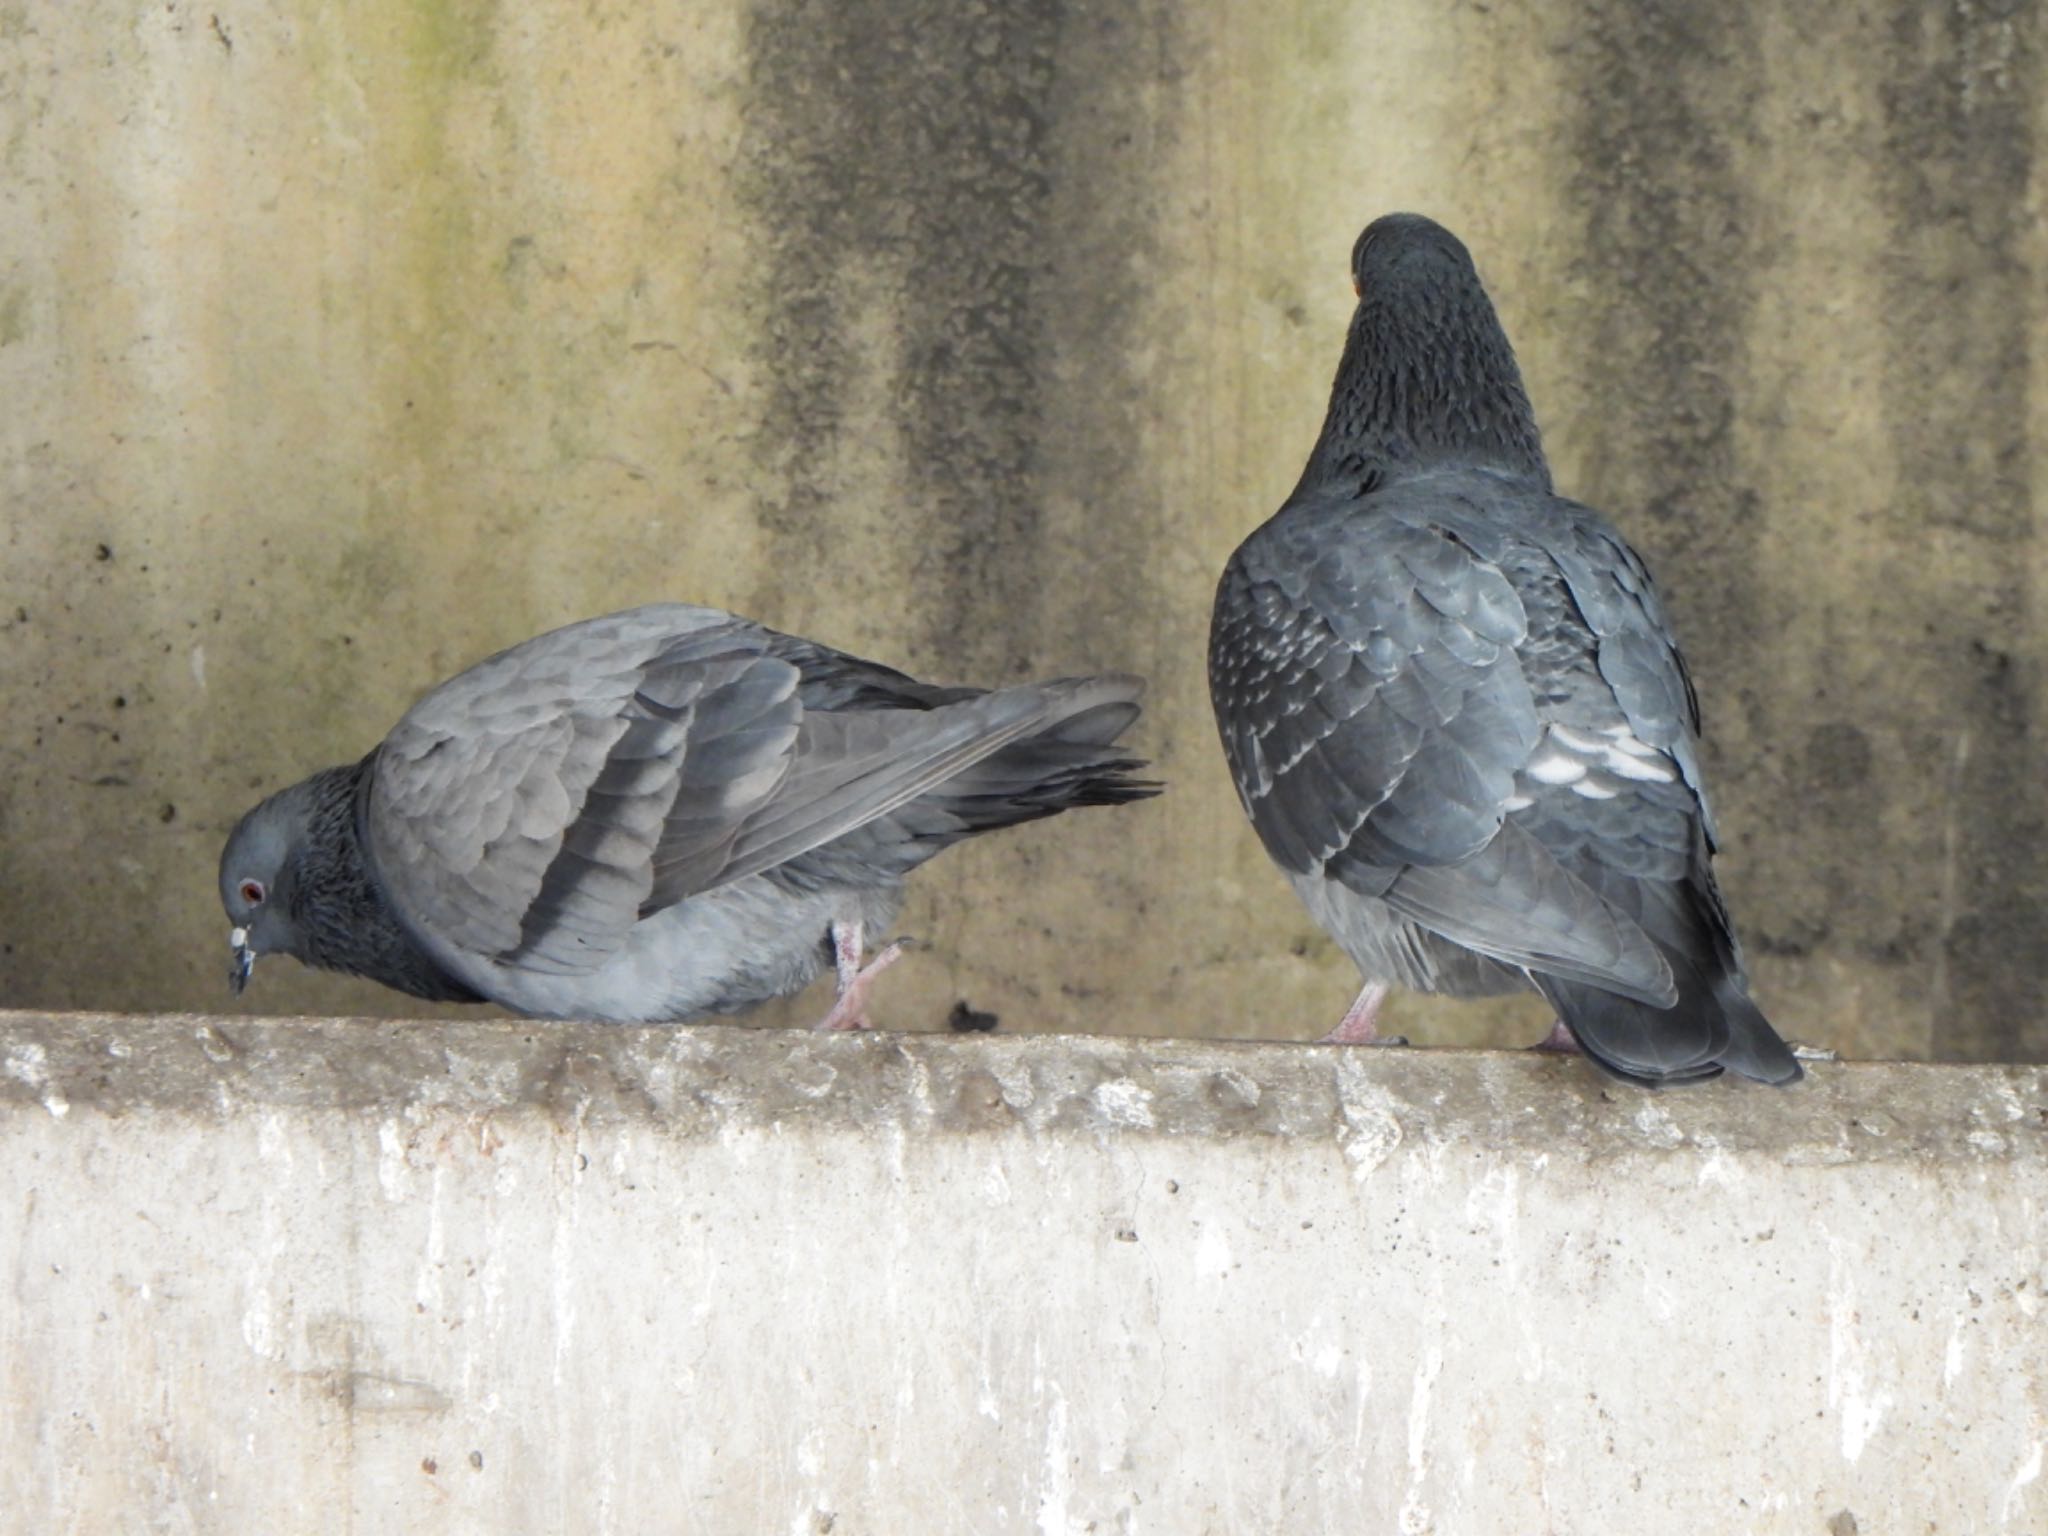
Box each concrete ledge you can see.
[4,1012,2045,1532]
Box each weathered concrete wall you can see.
[3,1011,2045,1532]
[2,1,2046,1059]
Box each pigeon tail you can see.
[1532,959,1801,1089]
[919,674,1162,835]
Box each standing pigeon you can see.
[1208,213,1800,1086]
[220,604,1158,1027]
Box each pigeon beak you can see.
[229,927,255,995]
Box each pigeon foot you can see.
[1529,1019,1581,1054]
[1788,1041,1840,1063]
[812,921,913,1032]
[1317,981,1407,1046]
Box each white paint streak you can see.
[1398,1341,1445,1534]
[1463,1166,1521,1291]
[189,643,206,691]
[1090,1078,1155,1130]
[1631,1102,1683,1149]
[1334,1061,1404,1179]
[1035,1383,1073,1536]
[2004,1432,2044,1523]
[981,1160,1012,1206]
[376,1119,409,1200]
[1194,1223,1233,1280]
[795,1431,824,1479]
[4,1043,68,1118]
[1642,1275,1678,1323]
[1826,1238,1894,1463]
[240,1266,275,1358]
[416,1165,446,1312]
[1695,1145,1745,1190]
[256,1112,291,1171]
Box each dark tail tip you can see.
[1536,971,1800,1090]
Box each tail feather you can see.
[769,672,1160,890]
[1518,852,1803,1088]
[931,674,1161,830]
[1533,946,1801,1089]
[1705,974,1803,1085]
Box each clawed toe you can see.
[811,920,912,1032]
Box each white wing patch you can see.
[1513,721,1678,808]
[1524,750,1587,786]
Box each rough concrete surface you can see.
[3,1010,2046,1533]
[3,1,2047,1062]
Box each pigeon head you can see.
[219,777,323,991]
[1348,212,1479,298]
[1292,212,1550,498]
[217,758,485,1005]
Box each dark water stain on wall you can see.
[738,0,1178,678]
[1876,0,2044,1061]
[1555,2,1767,670]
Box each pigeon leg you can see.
[1529,1019,1581,1054]
[811,920,909,1032]
[1318,981,1406,1046]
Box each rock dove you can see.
[220,604,1158,1027]
[1208,213,1800,1086]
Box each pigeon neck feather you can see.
[1292,272,1551,501]
[284,758,482,1004]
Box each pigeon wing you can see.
[1210,484,1675,1003]
[366,606,808,976]
[368,604,1086,979]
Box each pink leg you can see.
[1529,1019,1581,1054]
[1319,981,1403,1046]
[811,920,910,1032]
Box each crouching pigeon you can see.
[1208,213,1801,1086]
[220,604,1158,1027]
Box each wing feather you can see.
[366,603,1096,981]
[1211,478,1707,1003]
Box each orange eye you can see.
[239,879,265,905]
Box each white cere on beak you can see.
[230,926,249,949]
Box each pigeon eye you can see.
[239,879,266,906]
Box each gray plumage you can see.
[1209,213,1799,1087]
[221,603,1158,1023]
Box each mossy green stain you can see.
[0,286,27,347]
[383,0,503,469]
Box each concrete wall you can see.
[4,1010,2046,1531]
[3,1,2046,1060]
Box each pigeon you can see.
[1208,213,1800,1086]
[220,603,1158,1027]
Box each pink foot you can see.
[811,920,912,1032]
[1529,1019,1581,1054]
[1317,981,1406,1046]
